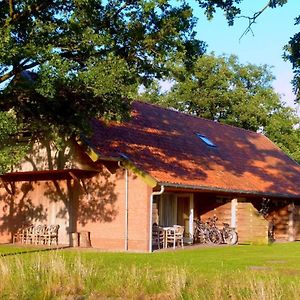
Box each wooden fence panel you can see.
[237,202,268,244]
[200,201,232,228]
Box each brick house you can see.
[0,101,300,251]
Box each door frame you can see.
[158,193,194,237]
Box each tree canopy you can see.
[1,0,278,140]
[0,0,299,173]
[0,0,208,139]
[0,0,210,172]
[285,15,300,100]
[0,110,29,174]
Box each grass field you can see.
[1,243,300,299]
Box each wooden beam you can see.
[121,160,157,188]
[77,139,157,188]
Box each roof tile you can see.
[89,101,300,197]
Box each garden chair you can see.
[165,225,184,249]
[41,225,60,245]
[34,224,47,244]
[24,225,35,244]
[13,226,27,244]
[152,224,164,250]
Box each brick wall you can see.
[0,163,152,252]
[77,167,152,252]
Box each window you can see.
[196,133,216,147]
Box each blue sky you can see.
[190,0,299,114]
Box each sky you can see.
[190,0,300,115]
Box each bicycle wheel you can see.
[208,229,222,244]
[193,228,199,243]
[199,230,208,244]
[194,229,207,244]
[223,229,238,245]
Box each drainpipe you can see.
[118,161,129,251]
[149,185,164,253]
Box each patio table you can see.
[162,227,175,248]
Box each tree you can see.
[141,54,300,162]
[0,0,261,137]
[237,0,288,39]
[0,110,29,174]
[0,0,211,173]
[197,0,300,102]
[0,0,297,173]
[264,107,300,162]
[284,15,300,100]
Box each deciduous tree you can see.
[0,0,210,172]
[284,15,300,100]
[0,110,28,174]
[142,54,300,162]
[0,0,298,172]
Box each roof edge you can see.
[158,181,300,199]
[0,169,99,182]
[77,136,121,162]
[121,160,157,188]
[78,136,158,188]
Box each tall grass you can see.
[0,252,187,299]
[0,245,300,299]
[0,251,298,299]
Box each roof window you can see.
[196,133,216,147]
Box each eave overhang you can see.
[0,169,99,182]
[79,138,158,188]
[158,181,300,199]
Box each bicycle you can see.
[193,219,210,244]
[220,222,238,245]
[206,216,223,245]
[193,218,222,245]
[259,198,275,243]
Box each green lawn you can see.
[1,243,300,299]
[0,244,41,255]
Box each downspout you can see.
[149,185,165,253]
[125,168,128,250]
[118,161,129,251]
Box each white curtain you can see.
[160,194,176,227]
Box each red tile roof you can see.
[89,101,300,198]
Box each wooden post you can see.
[288,203,295,242]
[231,198,237,228]
[71,232,79,247]
[79,231,91,247]
[189,195,194,239]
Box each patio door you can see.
[159,193,194,238]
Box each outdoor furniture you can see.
[165,225,184,249]
[13,225,29,244]
[152,224,164,249]
[33,224,47,244]
[24,225,35,244]
[13,224,59,245]
[40,225,60,245]
[25,224,47,244]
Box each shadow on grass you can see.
[0,244,71,257]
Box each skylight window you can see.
[196,133,216,147]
